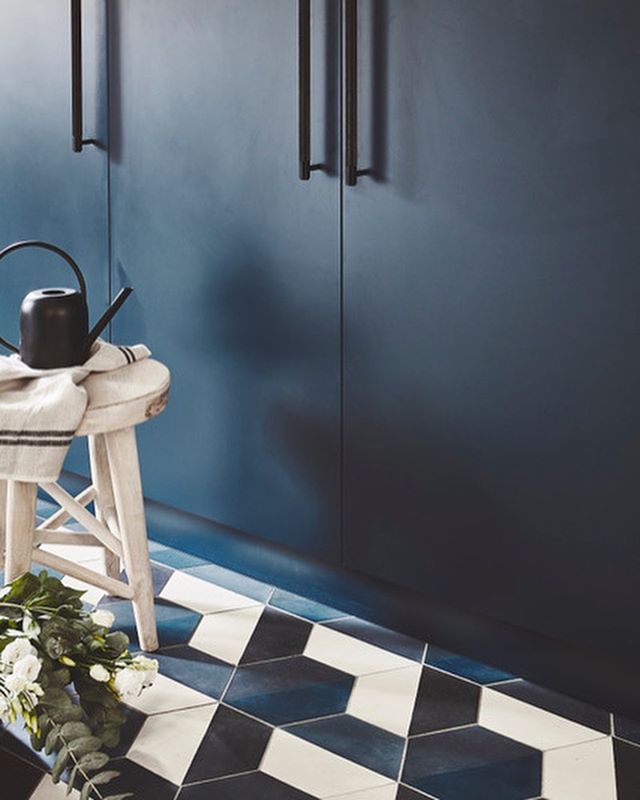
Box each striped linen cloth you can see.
[0,340,149,482]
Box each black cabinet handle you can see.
[345,0,358,186]
[299,0,321,180]
[71,0,96,152]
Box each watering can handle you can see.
[0,240,88,354]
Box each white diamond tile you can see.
[305,624,414,676]
[347,665,422,736]
[261,728,391,798]
[29,777,80,799]
[479,687,607,751]
[542,737,617,800]
[190,604,264,664]
[127,703,217,785]
[125,672,214,715]
[159,570,259,614]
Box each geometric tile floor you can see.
[1,530,640,798]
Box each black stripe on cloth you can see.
[124,345,136,363]
[0,430,76,437]
[118,346,132,364]
[0,438,73,447]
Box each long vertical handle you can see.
[71,0,96,153]
[299,0,312,179]
[345,0,358,186]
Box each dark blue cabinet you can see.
[109,0,342,561]
[343,1,640,655]
[0,0,109,472]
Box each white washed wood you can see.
[40,481,123,558]
[76,360,170,436]
[88,434,121,579]
[37,485,96,531]
[105,427,159,652]
[5,481,37,581]
[0,480,6,569]
[32,548,135,599]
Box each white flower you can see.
[22,614,40,639]
[1,638,36,667]
[4,673,29,694]
[0,695,10,723]
[114,667,146,698]
[133,655,158,687]
[90,609,115,629]
[12,654,41,683]
[89,664,110,683]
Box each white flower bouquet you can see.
[0,570,157,799]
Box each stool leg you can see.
[105,427,158,652]
[5,482,37,583]
[88,434,121,580]
[0,481,6,571]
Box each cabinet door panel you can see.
[343,0,640,652]
[110,0,341,561]
[0,0,109,473]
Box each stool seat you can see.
[77,359,171,436]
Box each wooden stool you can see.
[0,359,170,652]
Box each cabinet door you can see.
[110,0,341,561]
[0,0,109,473]
[343,1,640,652]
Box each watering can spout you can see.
[86,287,134,351]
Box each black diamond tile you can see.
[0,746,44,798]
[109,705,147,759]
[224,655,354,725]
[240,607,312,664]
[615,715,640,745]
[99,562,174,606]
[184,705,272,783]
[410,666,480,736]
[179,771,316,800]
[285,714,404,779]
[397,786,434,800]
[614,738,640,800]
[494,680,610,733]
[403,725,542,800]
[0,721,55,773]
[153,644,234,699]
[426,646,514,684]
[103,758,178,800]
[324,617,424,661]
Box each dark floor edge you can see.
[59,470,640,719]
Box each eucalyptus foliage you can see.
[0,571,158,799]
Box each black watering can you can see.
[0,240,133,369]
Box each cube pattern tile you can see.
[1,530,638,800]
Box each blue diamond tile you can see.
[269,588,347,622]
[425,646,515,684]
[153,645,234,699]
[185,562,273,602]
[224,655,354,725]
[179,771,316,800]
[403,726,542,800]
[148,542,209,569]
[286,715,405,779]
[324,617,424,661]
[102,597,201,649]
[184,705,272,782]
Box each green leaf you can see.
[49,668,71,688]
[79,783,93,800]
[50,705,84,724]
[77,751,110,772]
[40,687,73,711]
[98,725,121,749]
[91,770,120,785]
[51,745,70,783]
[44,725,61,756]
[60,721,92,741]
[105,631,129,654]
[67,763,80,795]
[68,735,104,758]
